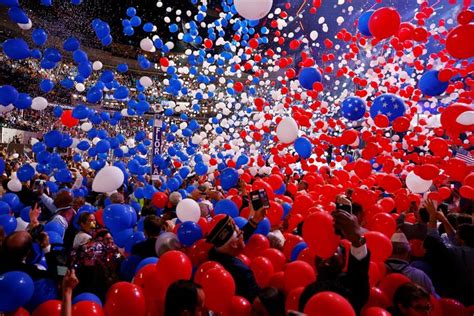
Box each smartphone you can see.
[57,265,68,277]
[336,203,352,214]
[250,189,270,210]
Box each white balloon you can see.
[81,162,90,169]
[92,61,103,71]
[81,122,92,132]
[75,83,85,92]
[140,38,154,52]
[18,19,32,30]
[176,198,201,223]
[139,76,153,88]
[234,0,273,20]
[92,166,124,193]
[7,179,22,192]
[406,171,432,194]
[15,217,28,231]
[276,117,299,143]
[31,96,48,110]
[0,104,14,115]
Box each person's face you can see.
[81,215,96,233]
[193,288,206,316]
[399,298,432,316]
[228,228,245,256]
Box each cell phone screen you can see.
[250,189,270,210]
[57,265,68,277]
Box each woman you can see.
[72,212,96,249]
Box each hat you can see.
[391,232,411,253]
[391,232,409,244]
[206,215,236,248]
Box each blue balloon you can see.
[87,86,103,103]
[254,217,270,236]
[112,228,134,248]
[290,242,308,261]
[358,10,374,36]
[20,206,31,222]
[135,257,158,274]
[55,168,73,183]
[195,162,208,176]
[124,231,146,254]
[25,278,59,311]
[214,199,239,218]
[40,79,54,93]
[0,158,4,175]
[103,204,137,232]
[126,7,137,17]
[130,15,141,27]
[220,168,239,191]
[294,137,312,159]
[166,178,180,192]
[63,37,80,51]
[370,93,406,122]
[0,271,34,312]
[95,139,110,153]
[43,48,61,62]
[0,85,18,106]
[2,193,19,209]
[0,215,16,235]
[418,70,449,97]
[73,49,88,63]
[32,28,48,46]
[78,62,92,78]
[341,96,366,121]
[17,163,35,182]
[45,230,63,247]
[44,130,63,148]
[0,201,11,215]
[143,22,154,32]
[13,93,32,109]
[72,292,102,306]
[298,67,322,90]
[114,86,129,99]
[117,63,128,73]
[72,104,90,119]
[177,221,203,247]
[234,217,248,229]
[8,6,29,24]
[119,255,141,281]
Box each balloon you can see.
[276,117,299,144]
[438,298,468,316]
[294,137,312,159]
[60,110,78,128]
[17,164,35,182]
[103,204,136,232]
[284,261,316,293]
[261,248,286,272]
[2,38,30,60]
[72,301,104,316]
[362,307,391,316]
[201,268,235,312]
[341,96,366,121]
[366,213,396,238]
[445,24,474,59]
[155,232,181,257]
[32,300,62,316]
[405,171,432,194]
[368,7,401,39]
[303,212,340,259]
[31,97,48,110]
[104,282,146,316]
[214,199,239,218]
[358,11,374,36]
[220,168,239,190]
[0,214,17,235]
[177,221,203,247]
[0,85,19,106]
[364,231,392,262]
[250,256,274,288]
[92,166,124,193]
[304,291,355,316]
[152,192,168,208]
[234,0,273,20]
[354,159,372,178]
[176,198,201,223]
[0,271,34,312]
[8,7,29,24]
[370,94,405,123]
[243,234,270,259]
[378,273,410,302]
[298,67,322,90]
[72,292,102,306]
[229,296,251,316]
[440,103,474,135]
[418,70,449,96]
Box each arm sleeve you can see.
[345,250,371,314]
[72,174,83,190]
[40,193,57,212]
[242,221,257,242]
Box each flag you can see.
[455,148,474,166]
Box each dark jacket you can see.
[131,238,157,259]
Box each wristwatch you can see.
[352,236,366,247]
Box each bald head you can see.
[3,231,32,262]
[110,192,125,204]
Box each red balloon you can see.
[446,24,474,59]
[409,239,425,258]
[354,159,372,178]
[286,287,304,311]
[151,192,168,208]
[379,175,402,193]
[304,291,356,316]
[156,250,193,285]
[261,248,287,272]
[362,307,391,316]
[378,197,396,213]
[292,194,314,217]
[243,234,270,259]
[268,271,285,290]
[267,201,284,226]
[32,300,62,316]
[443,158,469,182]
[105,282,146,316]
[201,268,235,312]
[284,261,316,293]
[378,273,411,302]
[133,264,156,288]
[366,213,396,238]
[365,287,390,309]
[250,256,274,288]
[440,103,474,136]
[72,302,104,316]
[438,298,468,316]
[228,296,251,316]
[429,138,449,158]
[392,116,410,133]
[268,174,284,190]
[60,110,79,128]
[368,7,401,39]
[368,261,382,287]
[364,231,393,262]
[374,114,389,128]
[303,212,340,259]
[194,261,224,285]
[11,308,30,316]
[460,185,474,199]
[283,234,304,260]
[187,238,212,267]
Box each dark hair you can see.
[458,224,474,248]
[257,287,286,316]
[78,212,92,225]
[144,215,163,237]
[94,229,110,240]
[164,280,202,316]
[352,203,363,217]
[418,208,429,224]
[393,283,430,315]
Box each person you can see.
[39,189,76,230]
[251,287,286,316]
[162,191,181,220]
[391,282,432,316]
[206,205,267,302]
[299,209,370,314]
[73,212,96,249]
[164,280,206,316]
[60,269,79,316]
[131,215,164,258]
[385,232,436,295]
[397,204,429,241]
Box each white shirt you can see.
[73,231,92,249]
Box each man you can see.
[39,189,76,230]
[385,232,436,295]
[164,280,206,316]
[299,209,370,314]
[397,203,429,240]
[132,215,164,258]
[206,206,266,302]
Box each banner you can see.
[151,117,163,180]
